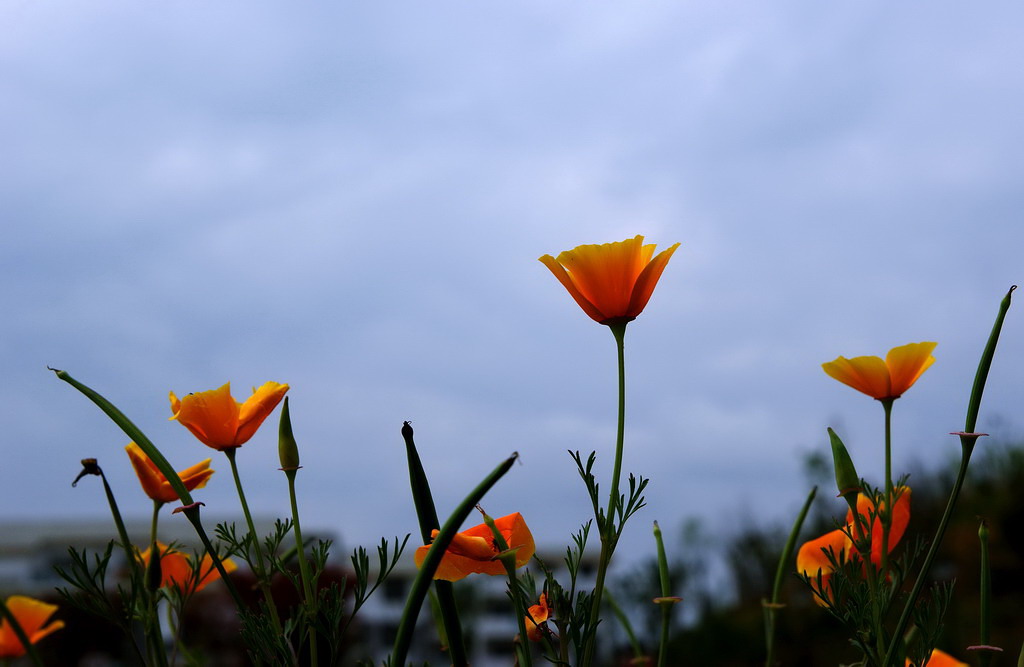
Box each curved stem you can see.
[882,436,976,666]
[225,448,282,633]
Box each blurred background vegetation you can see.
[612,439,1024,666]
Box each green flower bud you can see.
[827,428,860,507]
[278,397,300,471]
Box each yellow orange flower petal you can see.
[540,236,680,324]
[0,596,64,658]
[823,342,936,400]
[169,382,289,450]
[846,487,912,567]
[140,543,238,594]
[525,593,551,641]
[125,442,213,504]
[796,528,848,606]
[798,486,912,605]
[414,513,535,582]
[907,648,968,667]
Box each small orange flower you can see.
[140,543,238,594]
[414,513,535,582]
[0,595,64,658]
[125,442,214,504]
[906,649,968,667]
[539,235,680,324]
[525,592,551,641]
[797,487,911,605]
[822,342,937,401]
[169,382,289,450]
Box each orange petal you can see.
[540,236,678,324]
[886,342,937,398]
[626,242,680,318]
[797,529,849,578]
[235,382,290,445]
[525,593,550,641]
[822,354,891,399]
[414,513,535,581]
[170,383,241,450]
[0,596,64,658]
[539,254,605,322]
[907,648,968,667]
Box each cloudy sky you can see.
[3,1,1022,574]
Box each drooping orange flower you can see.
[822,342,937,401]
[539,235,680,324]
[169,382,289,450]
[125,442,214,504]
[797,487,911,605]
[139,542,238,594]
[906,648,968,667]
[0,596,64,658]
[524,593,551,641]
[414,513,535,582]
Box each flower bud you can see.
[278,397,300,471]
[827,428,860,507]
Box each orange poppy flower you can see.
[797,487,911,605]
[125,442,214,504]
[413,513,535,582]
[140,542,238,594]
[906,649,968,667]
[0,595,64,658]
[525,592,551,641]
[822,342,937,401]
[169,382,289,450]
[539,235,680,324]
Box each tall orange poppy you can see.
[797,487,911,605]
[414,513,535,582]
[822,342,937,400]
[125,442,214,504]
[539,236,680,324]
[0,596,63,658]
[139,543,238,594]
[169,382,289,450]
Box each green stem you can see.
[653,521,675,667]
[880,398,894,579]
[401,422,468,665]
[483,513,532,667]
[764,486,817,667]
[286,470,318,667]
[978,519,992,667]
[582,320,628,666]
[883,435,977,666]
[390,453,519,666]
[605,590,645,663]
[224,448,282,633]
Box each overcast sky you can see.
[3,1,1022,575]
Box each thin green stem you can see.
[653,521,675,667]
[390,453,518,665]
[286,470,318,667]
[883,436,976,666]
[582,320,628,666]
[483,513,532,667]
[765,486,817,667]
[606,590,645,663]
[978,519,992,667]
[224,448,282,633]
[880,398,894,578]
